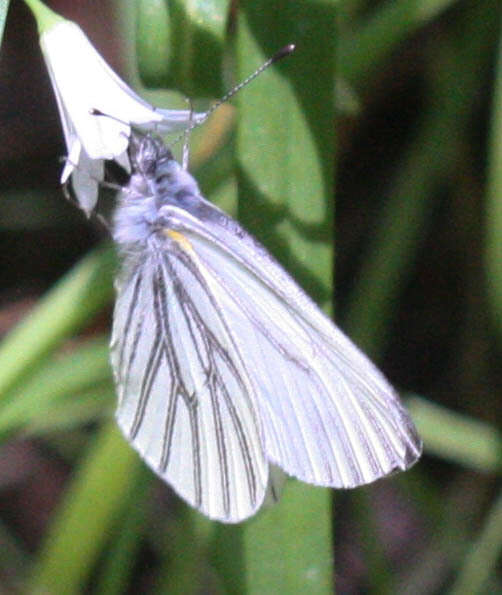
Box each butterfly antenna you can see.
[202,44,295,124]
[171,43,295,146]
[182,98,195,170]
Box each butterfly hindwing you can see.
[111,245,268,522]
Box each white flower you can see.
[39,20,205,215]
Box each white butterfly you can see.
[110,131,422,523]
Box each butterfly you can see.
[107,128,422,523]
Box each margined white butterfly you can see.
[108,50,422,523]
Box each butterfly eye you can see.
[140,159,156,176]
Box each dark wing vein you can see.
[117,269,143,387]
[184,249,357,484]
[153,262,203,508]
[130,312,163,440]
[162,249,259,509]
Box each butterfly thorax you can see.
[113,134,202,249]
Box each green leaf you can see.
[408,396,502,473]
[94,466,152,595]
[485,13,502,340]
[0,338,111,439]
[137,0,231,96]
[243,481,333,594]
[338,0,460,88]
[155,510,217,594]
[232,2,337,593]
[344,13,498,358]
[23,386,113,437]
[0,245,115,402]
[450,489,502,595]
[29,422,143,594]
[135,0,171,86]
[237,1,336,306]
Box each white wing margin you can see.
[174,214,422,489]
[110,248,268,522]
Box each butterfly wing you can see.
[111,247,269,522]
[161,202,422,489]
[111,190,422,521]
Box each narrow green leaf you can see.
[344,16,496,358]
[94,466,152,595]
[243,481,333,594]
[29,422,143,594]
[350,490,393,592]
[408,396,502,473]
[23,386,114,436]
[395,475,483,593]
[450,489,502,595]
[339,0,459,88]
[233,2,336,593]
[342,99,452,356]
[156,510,216,594]
[485,13,502,340]
[0,338,111,438]
[0,245,115,402]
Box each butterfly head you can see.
[128,132,174,179]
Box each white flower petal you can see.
[40,20,207,214]
[70,149,104,216]
[60,137,81,183]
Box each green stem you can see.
[23,0,63,34]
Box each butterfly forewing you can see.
[163,205,422,488]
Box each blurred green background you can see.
[0,0,501,593]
